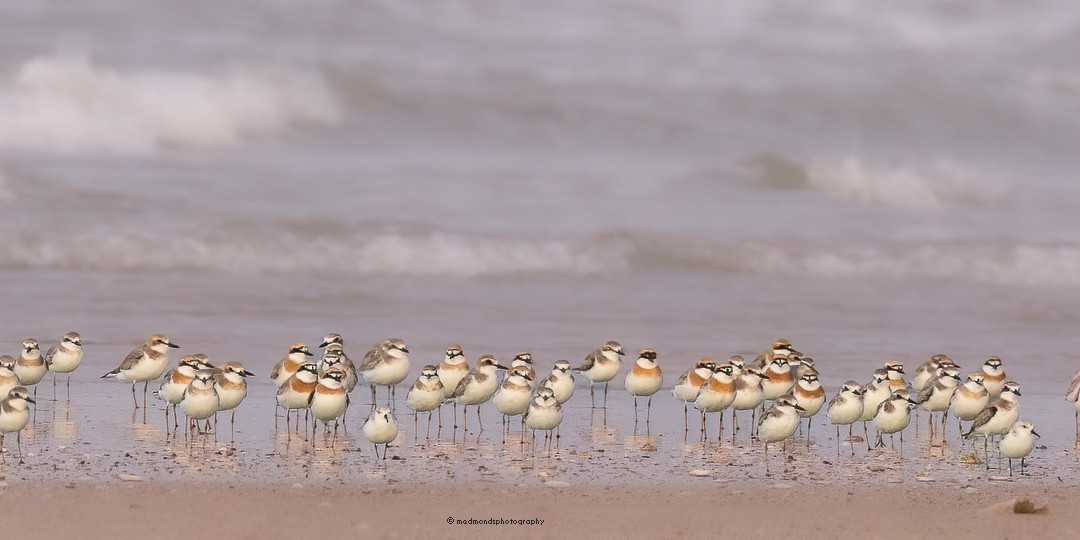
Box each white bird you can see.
[363,406,399,460]
[693,363,736,440]
[446,355,509,432]
[672,359,714,433]
[914,365,962,438]
[276,362,319,438]
[858,368,891,450]
[44,332,83,400]
[760,356,795,401]
[539,360,575,404]
[214,361,254,445]
[157,356,203,430]
[309,369,349,447]
[359,338,410,407]
[509,352,537,389]
[0,356,20,400]
[873,390,918,450]
[102,334,179,409]
[911,354,949,392]
[0,386,35,464]
[524,387,563,453]
[964,381,1022,457]
[13,339,47,400]
[980,356,1007,398]
[624,349,662,426]
[791,372,826,440]
[758,395,805,468]
[493,366,534,442]
[827,381,864,454]
[574,340,624,408]
[270,343,314,389]
[407,365,445,439]
[180,370,220,439]
[1000,420,1039,476]
[951,373,989,436]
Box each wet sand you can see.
[3,482,1075,539]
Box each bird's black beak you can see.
[401,347,410,354]
[168,342,181,348]
[496,364,510,370]
[26,397,36,404]
[1032,430,1041,438]
[304,350,315,356]
[319,341,329,348]
[793,404,806,412]
[242,370,255,377]
[1014,390,1022,396]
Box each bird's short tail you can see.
[101,368,120,379]
[962,428,976,439]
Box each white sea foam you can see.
[0,55,341,153]
[803,158,999,209]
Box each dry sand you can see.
[1,481,1073,539]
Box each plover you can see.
[524,386,563,453]
[727,355,745,376]
[1066,368,1080,446]
[309,368,349,447]
[13,339,47,400]
[321,342,358,392]
[363,406,399,460]
[758,395,805,467]
[951,373,989,436]
[964,381,1022,456]
[214,361,254,444]
[673,359,715,432]
[0,356,19,399]
[873,389,918,450]
[446,355,508,432]
[102,334,179,409]
[827,381,864,454]
[1000,420,1039,475]
[884,360,907,392]
[270,343,314,388]
[791,371,826,443]
[359,338,410,407]
[912,354,948,392]
[406,365,445,438]
[510,353,537,389]
[0,386,35,463]
[276,362,319,438]
[44,332,83,399]
[574,340,624,408]
[731,366,766,441]
[914,365,962,437]
[180,369,219,439]
[761,356,795,401]
[157,356,203,429]
[319,333,344,349]
[693,363,736,440]
[624,349,663,425]
[493,366,534,442]
[539,360,575,404]
[753,339,799,369]
[437,345,470,421]
[980,356,1007,398]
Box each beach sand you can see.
[2,482,1073,539]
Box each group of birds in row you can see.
[0,333,1064,473]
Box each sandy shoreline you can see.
[0,481,1071,539]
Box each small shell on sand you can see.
[688,469,711,477]
[916,475,934,482]
[116,473,143,482]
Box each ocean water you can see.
[1,1,1080,476]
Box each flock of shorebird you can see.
[1,333,1075,474]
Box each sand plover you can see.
[309,368,349,447]
[758,395,805,469]
[276,362,319,438]
[13,339,47,400]
[912,354,949,392]
[753,339,799,369]
[914,365,962,438]
[1000,420,1039,475]
[693,363,736,440]
[214,361,254,444]
[761,356,795,401]
[446,355,509,432]
[102,334,179,409]
[359,338,410,407]
[791,372,825,444]
[524,386,563,453]
[883,360,907,392]
[319,333,344,349]
[1067,368,1080,446]
[493,366,534,442]
[437,345,470,421]
[980,356,1007,398]
[44,332,83,399]
[731,366,766,441]
[180,370,219,439]
[964,381,1022,456]
[540,360,575,405]
[873,389,918,450]
[0,387,35,463]
[363,406,399,460]
[319,347,358,394]
[624,349,662,425]
[406,365,445,439]
[157,356,203,429]
[270,343,314,389]
[951,373,989,436]
[827,381,864,454]
[0,356,19,399]
[574,340,624,408]
[510,353,537,389]
[672,359,714,432]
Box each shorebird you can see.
[791,372,825,442]
[214,362,254,444]
[790,355,816,379]
[912,354,949,392]
[437,345,470,420]
[951,373,989,436]
[673,359,714,432]
[180,370,219,439]
[270,344,314,388]
[359,339,410,407]
[446,355,508,432]
[510,353,537,389]
[157,356,203,429]
[493,366,534,442]
[574,340,624,408]
[873,389,918,450]
[758,395,805,469]
[980,356,1007,398]
[309,369,349,447]
[1000,420,1039,475]
[964,381,1022,456]
[539,360,575,404]
[0,356,19,400]
[44,332,83,399]
[0,387,35,464]
[524,387,563,453]
[321,343,358,392]
[1066,368,1080,446]
[319,333,344,349]
[884,360,907,392]
[693,363,736,440]
[827,381,864,454]
[731,366,766,440]
[102,334,179,409]
[915,365,962,437]
[761,356,795,401]
[276,362,319,438]
[13,339,46,400]
[406,365,444,438]
[363,406,398,460]
[624,349,662,425]
[753,339,799,369]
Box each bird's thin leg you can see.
[603,382,609,409]
[633,397,638,427]
[476,405,483,431]
[590,384,595,409]
[18,431,24,464]
[647,396,652,424]
[131,384,138,409]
